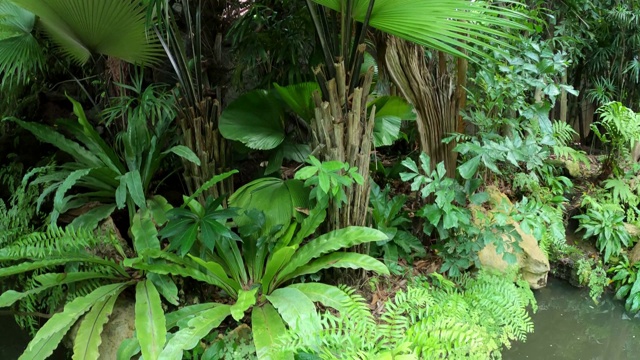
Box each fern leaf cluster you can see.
[275,270,536,359]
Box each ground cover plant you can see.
[3,0,640,359]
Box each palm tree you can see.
[305,0,528,232]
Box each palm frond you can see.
[12,0,163,65]
[0,0,44,87]
[311,0,530,59]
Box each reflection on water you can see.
[0,315,67,360]
[504,277,640,360]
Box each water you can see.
[504,277,640,360]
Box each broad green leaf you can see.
[147,195,173,226]
[135,280,166,360]
[267,288,321,334]
[287,283,350,313]
[278,227,387,285]
[165,303,219,330]
[310,0,528,59]
[12,0,162,65]
[219,89,285,150]
[251,304,291,360]
[229,178,309,233]
[158,305,231,360]
[148,273,179,306]
[116,338,140,360]
[20,282,130,360]
[69,204,117,230]
[284,252,389,282]
[188,255,240,295]
[123,170,146,210]
[262,246,296,294]
[72,293,119,360]
[131,209,161,253]
[458,156,482,180]
[231,288,258,321]
[163,145,201,165]
[292,207,326,246]
[273,82,320,121]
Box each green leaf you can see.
[19,283,129,360]
[135,279,166,360]
[229,178,309,233]
[72,293,119,360]
[131,209,161,253]
[287,283,350,313]
[278,227,386,285]
[219,89,285,150]
[310,0,528,60]
[231,288,258,321]
[12,0,162,65]
[274,82,320,122]
[262,246,297,294]
[147,195,173,226]
[148,273,179,306]
[267,288,321,334]
[123,170,146,210]
[285,252,389,281]
[158,305,231,360]
[252,304,290,360]
[163,145,201,165]
[69,204,117,230]
[116,338,140,360]
[458,156,481,180]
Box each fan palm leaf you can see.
[11,0,162,65]
[310,0,529,59]
[0,0,44,87]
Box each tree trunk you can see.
[311,61,375,232]
[382,36,461,177]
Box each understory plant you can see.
[4,96,199,227]
[591,102,640,176]
[119,159,389,359]
[575,258,608,304]
[275,269,536,359]
[369,181,425,274]
[401,153,520,276]
[609,256,640,314]
[574,197,630,263]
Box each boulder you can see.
[477,187,551,289]
[626,223,640,264]
[478,222,551,289]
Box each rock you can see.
[478,221,551,289]
[477,187,551,289]
[626,223,640,264]
[66,297,136,359]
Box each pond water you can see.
[504,276,640,360]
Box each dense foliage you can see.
[2,0,640,359]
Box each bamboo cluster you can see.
[311,61,375,230]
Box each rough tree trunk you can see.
[311,61,376,232]
[383,36,462,178]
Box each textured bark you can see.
[383,36,461,177]
[311,61,375,231]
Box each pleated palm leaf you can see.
[11,0,162,65]
[309,0,528,60]
[0,0,44,88]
